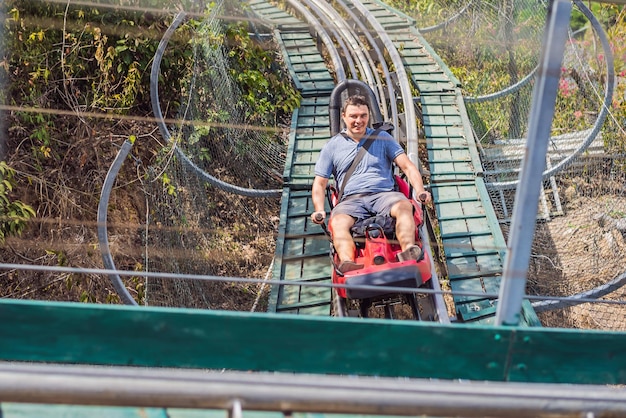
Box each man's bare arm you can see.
[311,175,329,223]
[394,153,431,203]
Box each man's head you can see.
[341,95,370,140]
[341,95,370,114]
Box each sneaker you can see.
[397,245,423,262]
[337,260,364,274]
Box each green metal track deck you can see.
[257,0,540,325]
[249,0,336,315]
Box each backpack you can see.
[350,215,396,239]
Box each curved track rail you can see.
[149,11,282,198]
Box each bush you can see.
[0,161,35,243]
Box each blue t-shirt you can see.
[314,127,404,197]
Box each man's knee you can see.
[390,199,413,217]
[330,213,355,232]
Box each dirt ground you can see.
[528,193,626,330]
[0,117,281,311]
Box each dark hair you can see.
[342,95,370,114]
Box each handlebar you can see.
[313,212,332,242]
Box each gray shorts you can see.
[332,191,407,220]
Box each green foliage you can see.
[222,21,301,124]
[172,1,300,177]
[130,262,145,305]
[596,6,626,153]
[160,172,177,196]
[12,110,57,170]
[0,161,36,243]
[79,290,96,303]
[5,0,192,116]
[385,0,459,26]
[556,4,626,154]
[190,0,300,126]
[3,0,196,225]
[572,3,623,33]
[45,249,68,266]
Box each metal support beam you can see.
[495,0,572,326]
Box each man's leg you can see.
[330,213,357,261]
[390,199,416,250]
[391,199,423,262]
[329,213,362,272]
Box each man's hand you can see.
[311,211,326,224]
[417,190,432,204]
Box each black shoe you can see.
[338,260,364,274]
[397,245,423,262]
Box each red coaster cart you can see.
[320,176,436,320]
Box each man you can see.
[310,94,432,274]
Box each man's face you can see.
[342,104,369,138]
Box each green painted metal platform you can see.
[1,298,626,383]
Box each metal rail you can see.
[300,0,358,79]
[334,0,398,125]
[2,362,626,417]
[294,0,390,125]
[97,140,138,306]
[346,0,419,162]
[308,0,381,104]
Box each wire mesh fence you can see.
[143,0,284,309]
[408,0,626,330]
[0,0,286,310]
[3,0,626,330]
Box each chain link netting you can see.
[145,0,626,326]
[410,0,626,330]
[144,2,283,309]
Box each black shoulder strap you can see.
[337,128,381,202]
